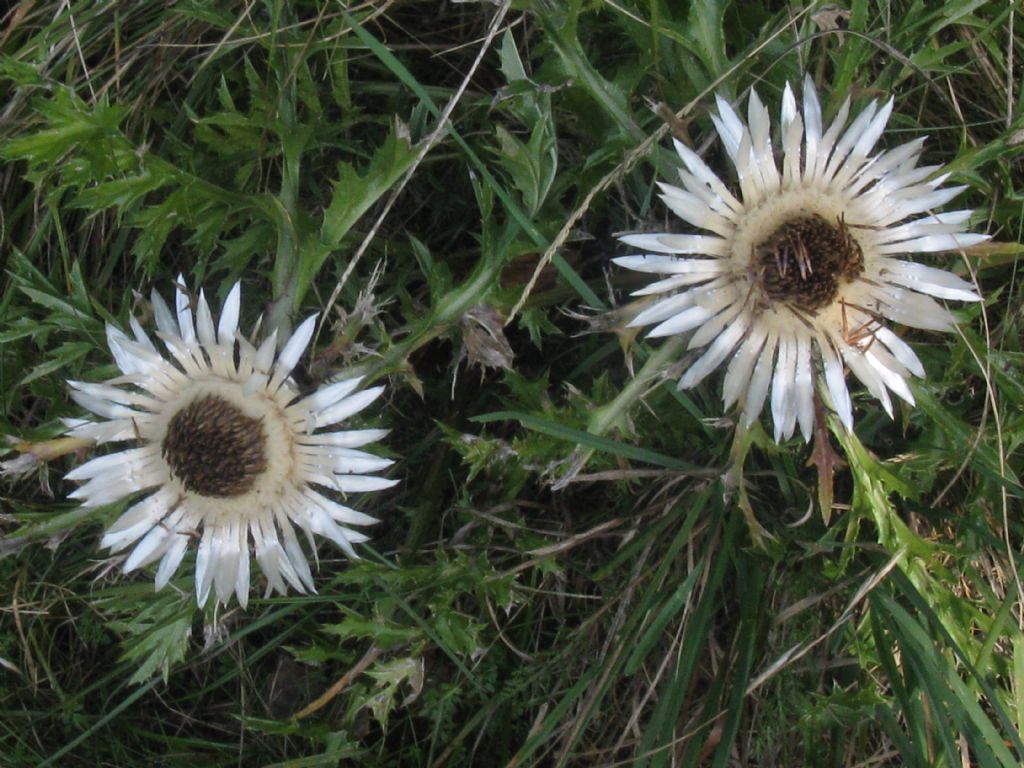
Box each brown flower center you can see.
[162,394,267,497]
[753,214,864,312]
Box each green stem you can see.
[267,217,299,341]
[537,5,646,143]
[724,423,772,548]
[1,504,100,558]
[351,250,509,385]
[587,336,686,437]
[547,337,686,488]
[268,14,303,341]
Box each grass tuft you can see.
[1,1,1023,765]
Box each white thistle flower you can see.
[64,277,396,608]
[615,76,987,441]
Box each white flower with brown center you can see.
[64,277,396,608]
[615,76,987,441]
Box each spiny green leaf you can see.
[319,123,416,247]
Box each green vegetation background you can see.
[1,0,1023,765]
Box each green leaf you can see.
[322,610,422,649]
[319,124,416,247]
[20,342,93,386]
[915,388,1024,495]
[687,0,729,77]
[873,590,1022,766]
[107,591,194,685]
[1,90,127,166]
[361,657,425,728]
[472,410,700,471]
[493,122,557,217]
[624,565,701,674]
[73,168,174,212]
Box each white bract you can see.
[64,277,396,608]
[616,76,986,441]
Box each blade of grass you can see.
[471,409,701,472]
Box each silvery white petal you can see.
[742,331,778,427]
[218,282,241,346]
[271,313,318,390]
[314,386,385,428]
[174,275,195,344]
[678,313,749,389]
[195,290,216,348]
[618,232,730,256]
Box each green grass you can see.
[2,0,1023,765]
